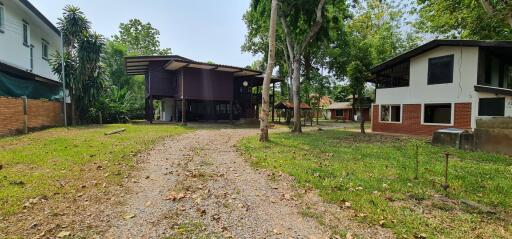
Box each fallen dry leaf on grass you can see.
[123,213,136,219]
[56,231,71,238]
[165,191,186,201]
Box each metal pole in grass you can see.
[442,152,450,191]
[60,30,67,127]
[414,143,419,180]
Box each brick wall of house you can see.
[330,108,371,122]
[330,109,353,121]
[372,103,472,136]
[0,96,63,135]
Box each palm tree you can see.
[51,5,105,125]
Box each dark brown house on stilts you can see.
[125,55,280,123]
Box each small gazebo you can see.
[274,101,312,125]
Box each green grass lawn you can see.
[0,124,190,216]
[238,130,512,238]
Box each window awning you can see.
[475,85,512,96]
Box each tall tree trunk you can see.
[359,98,365,134]
[316,102,319,125]
[259,0,279,142]
[351,93,356,121]
[280,0,326,134]
[292,58,302,133]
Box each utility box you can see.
[432,128,464,148]
[432,128,475,151]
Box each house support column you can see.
[145,96,154,123]
[230,100,234,124]
[172,98,177,122]
[181,98,187,125]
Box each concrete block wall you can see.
[372,103,472,136]
[0,96,63,135]
[474,117,512,155]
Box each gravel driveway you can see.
[105,128,329,238]
[2,127,393,238]
[95,126,393,239]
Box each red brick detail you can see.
[0,96,63,135]
[372,103,472,136]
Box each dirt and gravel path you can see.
[101,128,393,239]
[2,127,393,238]
[104,128,328,238]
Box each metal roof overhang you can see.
[475,85,512,96]
[125,56,194,75]
[164,59,262,77]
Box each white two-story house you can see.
[0,0,61,98]
[369,40,512,136]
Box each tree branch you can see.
[299,0,327,54]
[280,16,295,62]
[480,0,495,15]
[480,0,512,28]
[508,13,512,28]
[280,16,295,97]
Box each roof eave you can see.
[370,39,512,74]
[19,0,61,36]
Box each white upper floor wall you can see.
[0,0,60,81]
[375,46,479,105]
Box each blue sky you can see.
[30,0,258,67]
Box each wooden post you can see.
[99,111,103,125]
[22,96,28,134]
[443,153,450,191]
[303,111,306,126]
[230,100,234,124]
[310,110,313,126]
[172,98,178,122]
[149,96,153,124]
[181,98,187,125]
[171,98,177,122]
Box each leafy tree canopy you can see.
[415,0,512,40]
[112,19,171,56]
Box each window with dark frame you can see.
[428,55,454,85]
[376,60,410,89]
[380,105,401,123]
[0,3,5,33]
[479,98,505,116]
[380,105,390,122]
[22,21,29,46]
[423,103,452,124]
[42,39,49,60]
[480,49,512,89]
[391,105,401,122]
[335,109,343,116]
